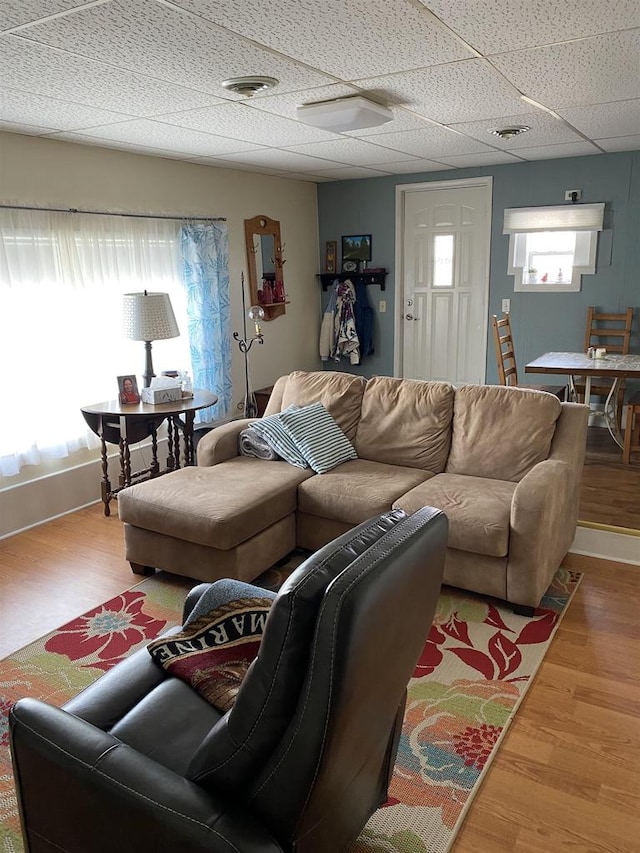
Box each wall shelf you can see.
[317,271,387,291]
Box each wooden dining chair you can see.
[491,313,567,400]
[573,307,634,428]
[623,392,640,465]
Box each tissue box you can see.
[141,387,182,404]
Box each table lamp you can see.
[122,291,180,387]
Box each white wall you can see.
[0,132,322,535]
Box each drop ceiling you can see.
[1,0,639,182]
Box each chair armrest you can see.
[196,418,256,467]
[508,459,576,608]
[10,698,285,853]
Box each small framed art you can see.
[325,240,337,274]
[118,374,140,405]
[341,234,372,264]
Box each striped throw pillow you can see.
[278,402,358,474]
[249,410,309,468]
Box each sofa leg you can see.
[130,562,155,576]
[513,604,536,617]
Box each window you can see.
[503,203,604,292]
[0,210,192,476]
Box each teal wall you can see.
[317,151,640,385]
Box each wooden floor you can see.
[580,426,640,530]
[1,504,639,851]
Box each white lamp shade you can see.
[122,291,180,341]
[296,96,393,132]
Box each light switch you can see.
[501,298,510,314]
[379,300,387,313]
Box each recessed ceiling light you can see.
[220,76,279,97]
[490,126,530,141]
[296,96,393,132]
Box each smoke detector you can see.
[490,126,530,141]
[220,76,279,97]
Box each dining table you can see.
[525,351,640,449]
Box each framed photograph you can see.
[341,234,372,264]
[325,240,337,274]
[117,374,140,405]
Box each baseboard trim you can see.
[570,525,640,565]
[577,520,640,537]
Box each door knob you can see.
[405,314,420,321]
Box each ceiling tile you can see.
[0,121,55,135]
[158,102,338,146]
[594,135,640,152]
[367,159,452,173]
[212,148,347,171]
[18,0,333,95]
[354,60,531,124]
[449,111,583,149]
[424,0,640,54]
[0,35,223,115]
[0,87,134,130]
[172,0,474,79]
[491,31,640,108]
[303,166,391,180]
[434,151,523,167]
[43,133,194,160]
[284,138,420,166]
[57,119,266,157]
[0,1,92,31]
[344,108,439,137]
[361,126,495,158]
[557,100,640,140]
[271,172,332,182]
[513,141,602,160]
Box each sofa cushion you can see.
[280,370,366,441]
[297,458,432,525]
[117,458,314,550]
[446,385,562,482]
[394,473,515,557]
[355,376,454,472]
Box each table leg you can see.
[173,418,181,469]
[99,433,112,517]
[184,412,195,465]
[150,424,159,477]
[166,422,175,471]
[603,378,624,449]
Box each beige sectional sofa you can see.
[118,370,589,611]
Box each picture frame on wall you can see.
[325,240,337,274]
[341,234,372,264]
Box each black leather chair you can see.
[10,507,447,853]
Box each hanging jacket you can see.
[319,282,338,361]
[353,279,374,358]
[332,279,360,364]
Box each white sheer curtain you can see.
[0,209,192,476]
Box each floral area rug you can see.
[0,562,581,853]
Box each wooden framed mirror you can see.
[244,214,286,321]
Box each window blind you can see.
[503,203,604,233]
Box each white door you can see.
[396,178,491,385]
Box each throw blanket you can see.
[239,427,281,461]
[147,580,276,712]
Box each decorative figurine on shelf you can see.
[541,272,548,283]
[273,279,285,303]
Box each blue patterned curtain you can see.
[180,222,231,423]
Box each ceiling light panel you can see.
[296,98,393,133]
[171,0,474,79]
